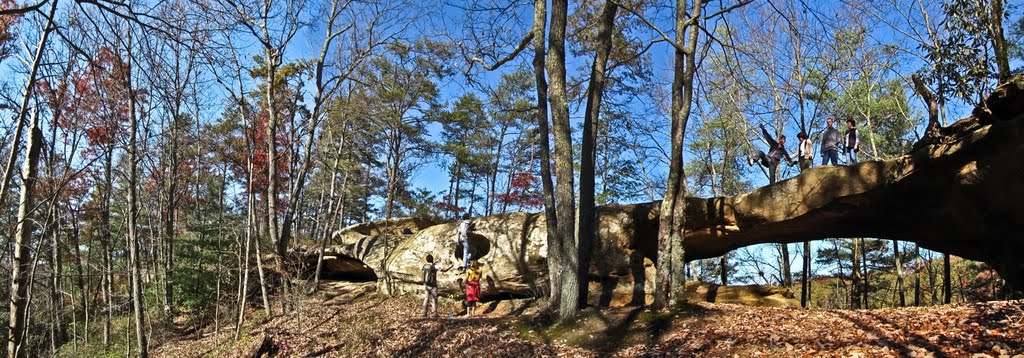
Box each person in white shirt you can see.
[457,214,473,270]
[797,131,813,171]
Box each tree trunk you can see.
[235,185,254,340]
[780,244,792,288]
[574,0,617,311]
[989,0,1009,84]
[7,110,43,358]
[655,0,703,310]
[851,239,861,309]
[532,0,560,307]
[164,113,178,324]
[861,238,869,308]
[927,251,938,304]
[487,123,509,216]
[102,149,113,347]
[266,52,283,257]
[24,214,46,356]
[720,254,729,285]
[914,244,921,306]
[892,240,905,306]
[547,0,578,319]
[453,165,462,215]
[380,128,404,295]
[312,130,348,291]
[214,165,227,343]
[69,208,89,345]
[0,0,58,212]
[801,241,811,308]
[943,252,951,304]
[446,174,456,219]
[254,204,272,316]
[125,33,149,356]
[290,11,354,247]
[911,74,941,145]
[48,199,65,352]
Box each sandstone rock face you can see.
[333,217,438,247]
[337,206,663,306]
[377,212,551,298]
[293,249,377,282]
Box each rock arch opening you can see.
[454,232,491,261]
[299,253,378,282]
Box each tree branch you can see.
[0,0,48,15]
[472,31,534,71]
[703,0,752,20]
[610,0,689,55]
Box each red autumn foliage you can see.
[493,172,543,210]
[37,46,147,159]
[0,0,19,60]
[433,197,462,214]
[216,91,297,209]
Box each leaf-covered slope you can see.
[152,294,1024,357]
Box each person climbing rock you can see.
[457,213,474,271]
[797,131,813,171]
[820,117,841,166]
[464,260,483,317]
[747,123,795,184]
[844,119,860,164]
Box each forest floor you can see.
[146,282,1024,357]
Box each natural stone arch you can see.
[310,77,1024,301]
[664,76,1024,289]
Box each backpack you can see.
[422,263,437,286]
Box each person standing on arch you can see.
[820,117,841,166]
[844,119,860,164]
[796,131,813,171]
[747,123,795,184]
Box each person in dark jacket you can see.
[747,123,795,184]
[844,119,860,164]
[422,254,439,317]
[820,117,841,166]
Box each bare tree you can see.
[531,0,560,307]
[545,0,579,317]
[8,110,43,358]
[121,24,149,357]
[575,0,618,312]
[6,1,59,355]
[655,0,702,309]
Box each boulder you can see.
[379,212,550,298]
[374,205,659,305]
